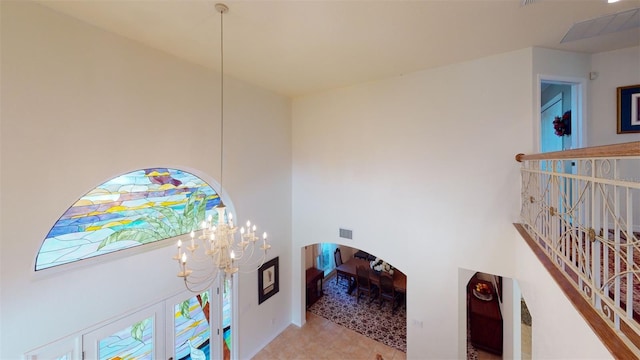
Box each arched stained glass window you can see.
[35,168,219,271]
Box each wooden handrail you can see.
[515,141,640,162]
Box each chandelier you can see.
[174,3,270,292]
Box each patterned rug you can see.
[308,275,407,352]
[467,313,478,360]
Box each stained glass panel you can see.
[223,277,232,355]
[35,168,219,270]
[99,316,154,360]
[174,292,210,360]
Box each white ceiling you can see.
[36,0,640,97]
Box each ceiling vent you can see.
[561,7,640,43]
[339,228,353,239]
[521,0,538,6]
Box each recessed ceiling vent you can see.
[339,228,353,239]
[521,0,538,6]
[561,7,640,43]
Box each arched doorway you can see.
[303,242,408,353]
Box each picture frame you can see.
[617,84,640,134]
[258,256,279,304]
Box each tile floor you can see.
[473,323,531,360]
[252,312,407,360]
[477,349,502,360]
[521,324,532,360]
[251,311,528,360]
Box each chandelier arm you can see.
[235,255,268,274]
[236,247,268,269]
[234,242,255,261]
[183,272,221,294]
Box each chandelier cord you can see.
[219,5,225,200]
[174,3,270,291]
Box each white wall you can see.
[292,48,533,358]
[3,3,635,359]
[589,46,640,146]
[291,45,629,358]
[0,2,291,359]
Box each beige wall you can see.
[1,1,637,359]
[589,46,640,146]
[0,2,291,358]
[290,45,632,358]
[292,48,532,358]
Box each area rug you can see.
[467,312,478,360]
[308,275,407,352]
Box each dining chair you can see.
[334,248,350,286]
[378,273,401,313]
[356,265,378,304]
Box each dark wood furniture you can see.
[356,265,379,303]
[306,267,324,308]
[354,250,376,261]
[335,258,407,294]
[468,276,503,355]
[334,248,352,285]
[379,273,402,313]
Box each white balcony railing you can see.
[517,142,640,352]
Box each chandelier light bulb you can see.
[174,239,183,260]
[178,251,192,278]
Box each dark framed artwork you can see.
[617,84,640,134]
[258,256,279,304]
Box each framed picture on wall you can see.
[617,84,640,134]
[258,256,279,304]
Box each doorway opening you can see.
[467,272,503,359]
[304,243,408,352]
[539,78,585,153]
[521,296,532,359]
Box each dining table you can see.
[335,257,406,294]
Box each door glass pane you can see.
[174,291,211,360]
[23,337,77,360]
[223,278,231,357]
[98,316,154,360]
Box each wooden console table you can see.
[306,267,324,308]
[468,276,503,355]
